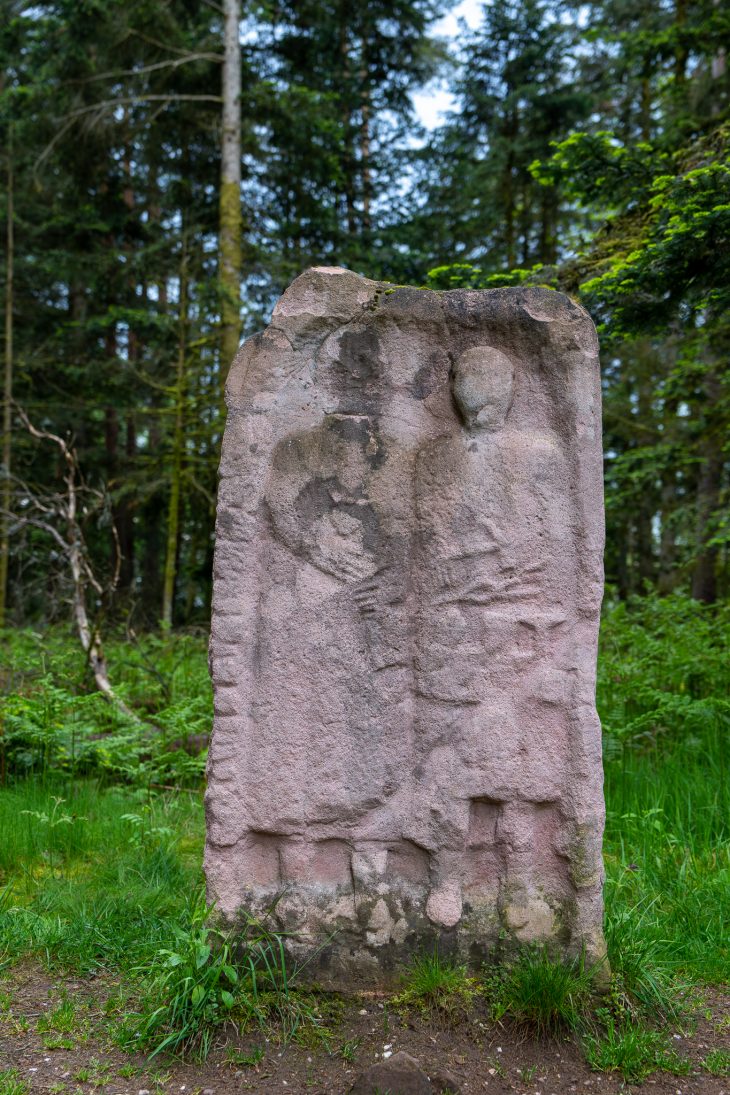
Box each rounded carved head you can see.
[452,346,515,432]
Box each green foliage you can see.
[393,951,479,1018]
[485,950,595,1036]
[580,149,730,336]
[425,263,557,291]
[582,1017,690,1082]
[531,132,668,209]
[598,594,730,751]
[0,1070,29,1095]
[603,899,684,1022]
[37,993,86,1039]
[703,1049,730,1076]
[224,1044,265,1068]
[0,627,211,787]
[126,894,296,1060]
[0,780,203,973]
[598,595,730,987]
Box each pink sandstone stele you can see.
[205,267,606,986]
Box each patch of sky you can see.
[411,0,482,132]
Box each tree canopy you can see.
[1,0,728,626]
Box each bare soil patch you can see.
[1,965,728,1095]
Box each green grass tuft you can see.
[0,1070,29,1095]
[486,949,595,1036]
[703,1049,730,1076]
[582,1016,691,1082]
[603,897,687,1021]
[122,892,326,1060]
[393,951,479,1018]
[0,780,203,974]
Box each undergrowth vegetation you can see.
[0,628,211,788]
[120,896,329,1060]
[0,593,728,1072]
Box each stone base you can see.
[205,833,606,989]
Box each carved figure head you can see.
[452,346,515,432]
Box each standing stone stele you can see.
[206,267,606,986]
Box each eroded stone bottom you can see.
[206,820,605,988]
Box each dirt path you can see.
[1,965,728,1094]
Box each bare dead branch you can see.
[67,53,223,85]
[8,406,141,722]
[34,95,223,177]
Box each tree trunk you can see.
[658,394,678,594]
[360,88,372,239]
[359,32,372,245]
[503,110,517,268]
[691,371,723,603]
[636,375,656,586]
[674,0,688,85]
[339,12,356,240]
[539,186,558,265]
[504,163,515,269]
[19,413,136,719]
[711,0,726,88]
[0,129,13,626]
[219,0,242,390]
[118,414,136,592]
[640,71,652,140]
[658,468,677,594]
[162,237,188,629]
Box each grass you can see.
[392,951,479,1017]
[122,894,323,1060]
[0,1071,29,1095]
[704,1049,730,1076]
[0,594,728,1069]
[599,595,729,987]
[582,1017,691,1082]
[486,950,595,1036]
[0,780,203,974]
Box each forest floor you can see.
[2,962,730,1095]
[1,609,729,1094]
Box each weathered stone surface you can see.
[206,266,606,985]
[349,1052,437,1095]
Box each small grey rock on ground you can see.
[349,1050,461,1094]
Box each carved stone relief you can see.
[206,267,606,985]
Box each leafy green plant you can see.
[120,808,175,850]
[38,998,85,1048]
[486,949,594,1036]
[129,907,243,1058]
[0,782,203,975]
[117,1064,142,1079]
[0,628,211,790]
[20,797,87,876]
[336,1037,361,1062]
[393,950,478,1018]
[128,893,313,1060]
[604,896,685,1021]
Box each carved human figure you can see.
[244,410,414,852]
[409,346,574,928]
